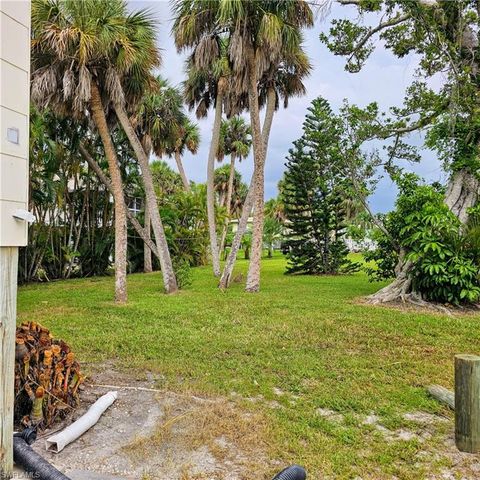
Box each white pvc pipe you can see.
[45,391,117,453]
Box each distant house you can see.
[230,216,254,233]
[344,237,377,252]
[127,197,143,216]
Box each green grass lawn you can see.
[17,254,480,478]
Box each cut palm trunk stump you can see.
[14,321,84,430]
[427,385,455,410]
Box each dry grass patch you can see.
[124,393,272,479]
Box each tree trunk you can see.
[218,85,276,289]
[89,82,127,303]
[113,101,178,294]
[175,149,191,192]
[367,167,479,304]
[78,142,161,260]
[206,79,225,277]
[219,153,236,254]
[245,70,272,292]
[444,168,479,224]
[367,259,414,304]
[219,181,255,288]
[144,201,152,273]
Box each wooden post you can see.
[0,247,19,479]
[455,354,480,453]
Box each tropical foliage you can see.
[365,174,480,304]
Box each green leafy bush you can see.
[403,203,480,304]
[173,257,193,289]
[365,174,480,304]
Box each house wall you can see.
[0,0,30,246]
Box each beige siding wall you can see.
[0,0,30,246]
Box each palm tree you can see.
[170,118,200,192]
[174,19,233,277]
[263,217,283,258]
[224,3,313,292]
[219,47,312,289]
[217,117,251,252]
[172,0,313,290]
[107,57,179,293]
[31,0,135,302]
[134,76,187,278]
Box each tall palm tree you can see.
[219,47,312,288]
[31,0,135,302]
[107,56,179,293]
[174,22,232,277]
[134,78,198,269]
[217,117,251,252]
[32,0,179,296]
[133,76,186,280]
[221,2,313,292]
[172,0,313,291]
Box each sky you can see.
[131,0,448,213]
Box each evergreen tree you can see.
[283,98,356,275]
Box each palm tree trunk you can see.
[245,70,272,292]
[113,101,178,293]
[78,142,160,259]
[175,149,191,192]
[89,81,127,303]
[218,85,276,289]
[219,153,236,254]
[144,201,152,273]
[206,80,225,277]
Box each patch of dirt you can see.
[316,408,344,423]
[28,366,272,480]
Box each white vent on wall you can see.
[7,127,19,144]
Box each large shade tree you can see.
[321,0,480,303]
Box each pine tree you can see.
[282,97,356,275]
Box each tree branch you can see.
[348,13,411,64]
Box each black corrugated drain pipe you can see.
[272,465,307,480]
[13,429,71,480]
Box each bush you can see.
[365,174,480,304]
[173,257,193,289]
[403,202,480,304]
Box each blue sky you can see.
[132,1,447,212]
